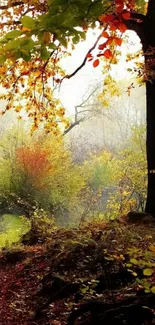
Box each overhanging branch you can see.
[130,12,145,21]
[61,11,145,82]
[61,29,104,82]
[123,18,144,45]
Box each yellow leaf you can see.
[22,27,32,32]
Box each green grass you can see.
[0,214,31,248]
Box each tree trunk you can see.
[145,80,155,216]
[143,0,155,216]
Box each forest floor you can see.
[0,219,155,325]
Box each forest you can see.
[0,0,155,324]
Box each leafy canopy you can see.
[0,0,146,132]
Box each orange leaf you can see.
[119,22,127,33]
[93,59,100,68]
[127,0,135,10]
[101,31,109,38]
[114,37,122,46]
[99,14,114,23]
[103,49,113,59]
[98,14,106,22]
[22,26,32,32]
[122,11,131,20]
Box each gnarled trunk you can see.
[143,0,155,216]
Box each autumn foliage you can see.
[16,147,51,189]
[0,0,143,134]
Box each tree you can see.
[0,0,155,215]
[0,126,87,223]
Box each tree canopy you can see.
[0,0,147,132]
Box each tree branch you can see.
[123,19,144,42]
[130,12,145,21]
[61,29,103,82]
[61,14,144,82]
[63,118,84,136]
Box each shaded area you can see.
[0,220,155,325]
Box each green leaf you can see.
[60,38,67,48]
[72,35,80,44]
[20,49,31,61]
[151,286,155,294]
[144,289,151,293]
[0,55,6,64]
[126,263,132,267]
[78,31,86,40]
[0,37,8,44]
[48,43,57,50]
[54,0,68,5]
[40,47,51,60]
[130,258,138,265]
[20,38,35,51]
[6,30,21,39]
[5,40,20,51]
[21,16,35,29]
[143,268,154,276]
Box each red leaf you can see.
[115,1,124,13]
[101,31,109,38]
[113,19,120,24]
[93,59,100,68]
[103,49,113,59]
[98,42,107,50]
[114,37,122,46]
[97,53,105,57]
[109,19,119,31]
[86,53,92,58]
[110,24,118,31]
[122,10,131,20]
[106,37,113,45]
[118,22,127,33]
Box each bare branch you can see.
[76,84,100,109]
[63,118,84,136]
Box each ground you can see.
[0,219,155,325]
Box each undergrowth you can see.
[0,219,155,324]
